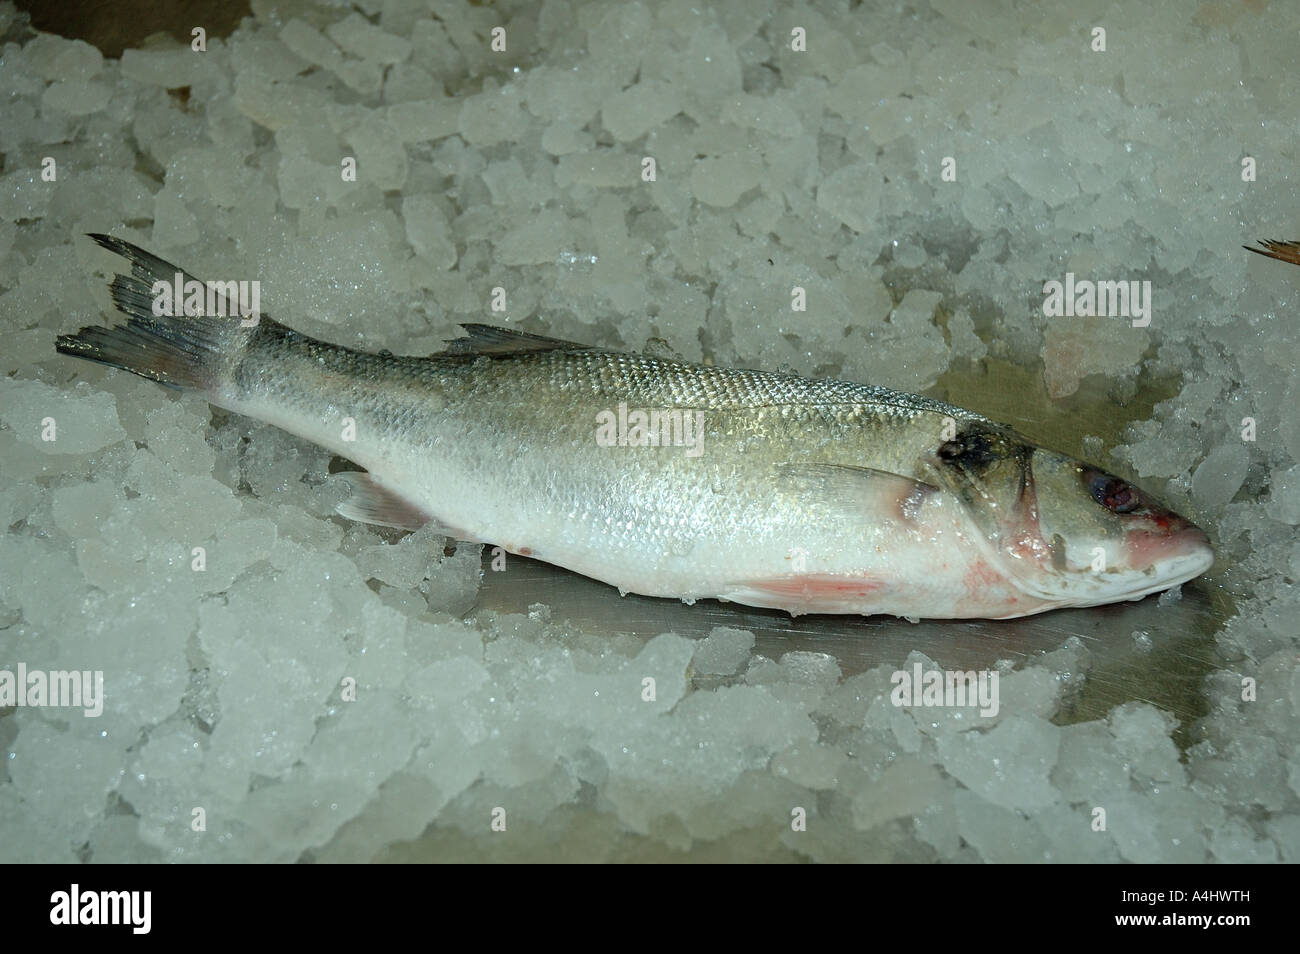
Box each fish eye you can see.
[1087,470,1140,513]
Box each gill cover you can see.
[926,423,1048,569]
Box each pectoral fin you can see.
[776,462,938,523]
[333,471,477,540]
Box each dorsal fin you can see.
[442,323,598,356]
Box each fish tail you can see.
[56,234,259,391]
[1244,239,1300,268]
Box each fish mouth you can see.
[1121,525,1215,596]
[1040,525,1215,609]
[972,509,1215,611]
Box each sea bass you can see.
[57,234,1214,620]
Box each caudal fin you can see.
[56,234,260,391]
[1244,239,1300,268]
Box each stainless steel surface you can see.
[474,550,1233,733]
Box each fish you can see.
[56,233,1215,620]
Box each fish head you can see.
[927,424,1214,610]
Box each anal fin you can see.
[722,574,893,617]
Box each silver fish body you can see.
[58,235,1214,619]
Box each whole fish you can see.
[57,234,1214,620]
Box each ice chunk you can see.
[1266,464,1300,525]
[1043,324,1147,402]
[402,194,457,268]
[384,62,439,103]
[601,81,681,142]
[690,153,762,208]
[1191,443,1249,508]
[50,38,104,80]
[387,99,460,143]
[1105,788,1210,863]
[8,719,127,853]
[841,289,950,393]
[1109,703,1182,784]
[555,149,635,189]
[746,651,841,691]
[280,19,343,72]
[120,47,218,87]
[720,93,803,138]
[357,524,440,589]
[326,14,412,65]
[692,626,755,675]
[936,714,1061,810]
[815,163,883,234]
[497,208,575,266]
[946,307,988,360]
[1009,152,1081,207]
[585,1,652,88]
[540,123,594,156]
[87,815,164,863]
[0,379,127,455]
[1209,818,1279,863]
[458,85,525,147]
[50,479,121,539]
[952,787,1051,862]
[771,743,847,790]
[316,771,446,862]
[852,758,946,830]
[422,544,482,616]
[41,80,111,116]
